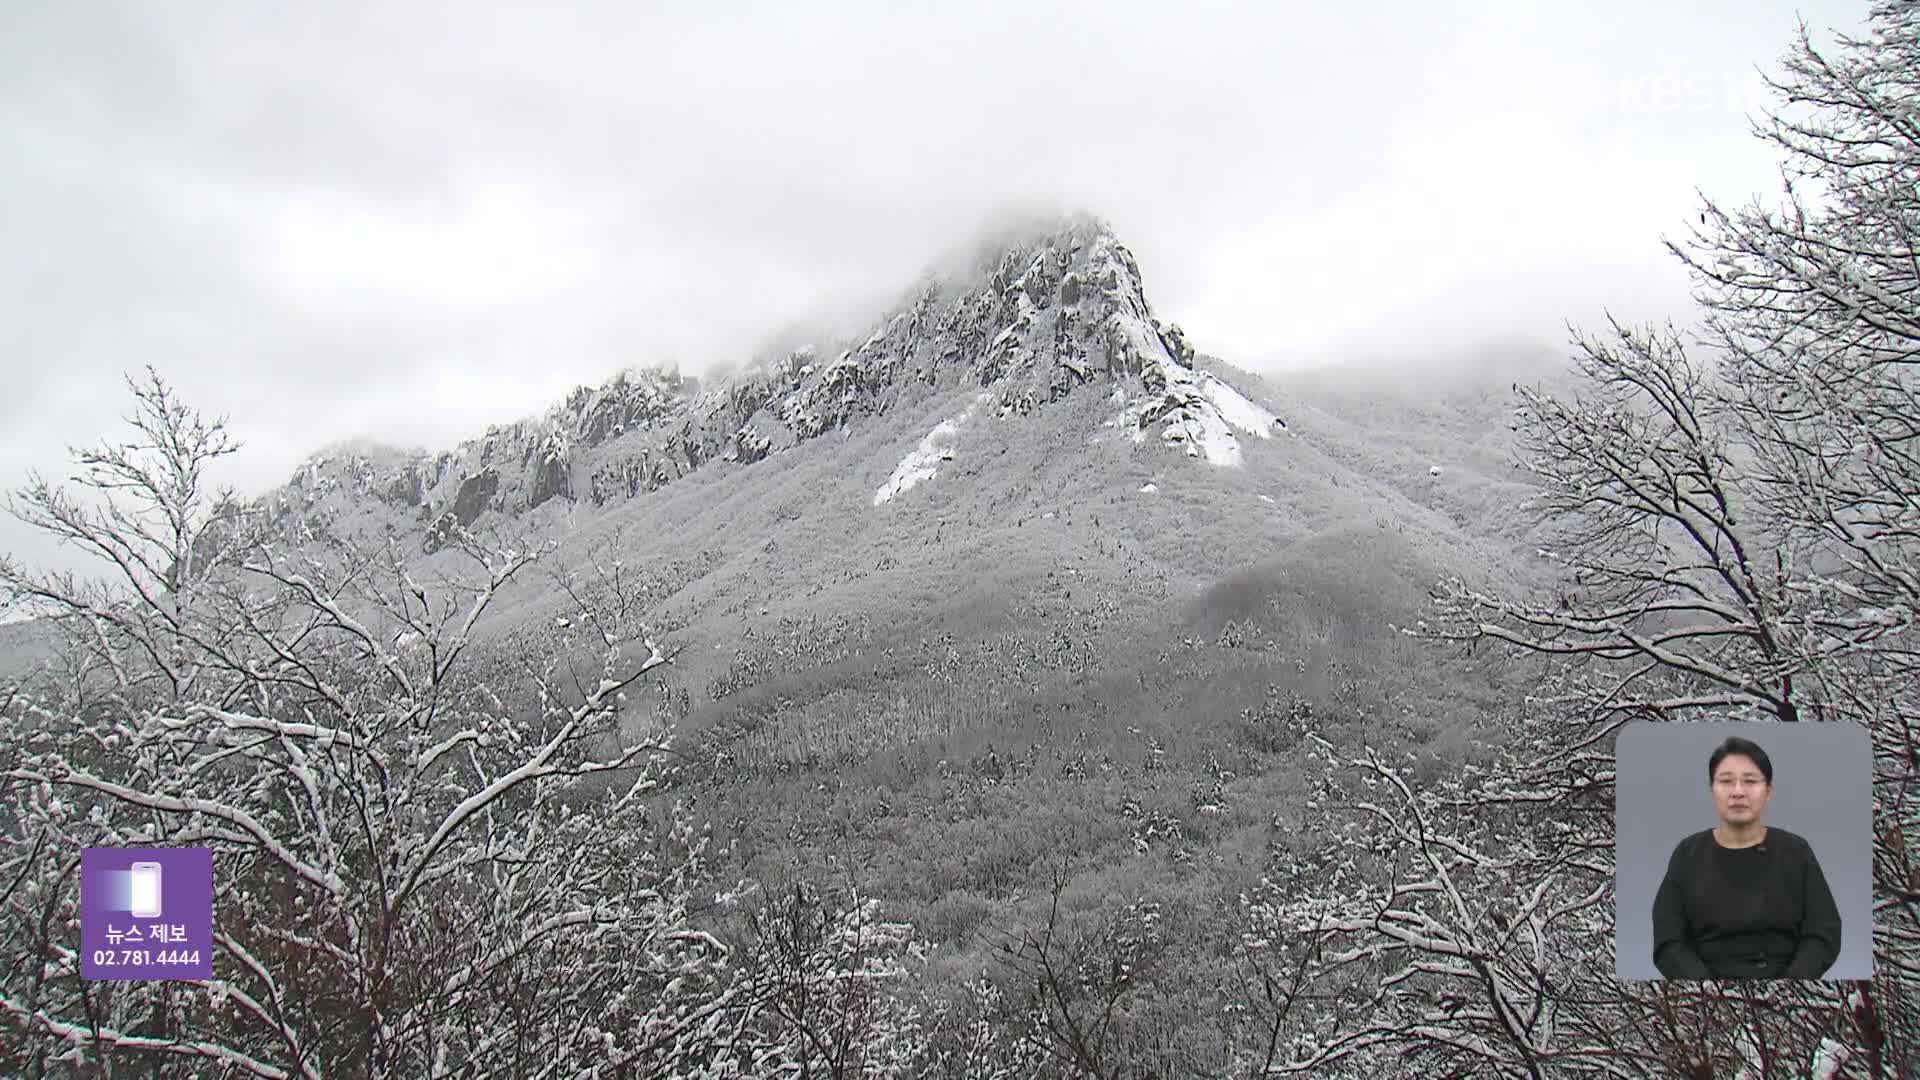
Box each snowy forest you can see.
[2,4,1918,1077]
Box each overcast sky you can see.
[0,0,1870,589]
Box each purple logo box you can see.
[81,848,212,981]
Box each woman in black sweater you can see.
[1650,735,1843,980]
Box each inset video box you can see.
[1614,722,1873,982]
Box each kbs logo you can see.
[1617,72,1768,114]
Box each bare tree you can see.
[1247,730,1869,1078]
[717,877,932,1078]
[0,371,771,1075]
[1,367,249,711]
[983,868,1168,1080]
[1240,4,1919,1076]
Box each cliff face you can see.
[250,215,1286,552]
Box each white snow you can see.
[873,434,951,505]
[1810,1039,1850,1080]
[872,393,992,506]
[1171,405,1242,465]
[1161,373,1280,464]
[1201,375,1279,438]
[1105,339,1271,466]
[1106,304,1173,377]
[1089,260,1285,467]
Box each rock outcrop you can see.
[248,214,1286,551]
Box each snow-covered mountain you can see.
[255,215,1288,553]
[6,213,1558,709]
[0,216,1564,1059]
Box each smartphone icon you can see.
[128,862,163,919]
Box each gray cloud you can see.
[0,0,1870,588]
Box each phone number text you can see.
[91,949,202,966]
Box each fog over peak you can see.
[0,0,1870,584]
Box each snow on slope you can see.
[1115,353,1282,466]
[1168,372,1283,466]
[1204,376,1281,440]
[1092,244,1284,467]
[1175,398,1243,465]
[873,393,993,506]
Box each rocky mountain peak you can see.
[250,214,1286,550]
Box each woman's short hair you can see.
[1708,735,1774,785]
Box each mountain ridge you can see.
[4,213,1560,753]
[250,215,1287,554]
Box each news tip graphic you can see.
[82,847,212,981]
